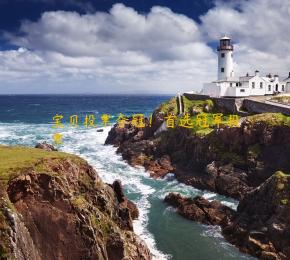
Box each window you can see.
[282,85,285,91]
[221,53,225,58]
[240,89,245,92]
[236,83,239,87]
[239,82,242,86]
[260,82,263,89]
[221,68,225,73]
[268,85,271,91]
[230,83,233,87]
[252,82,255,89]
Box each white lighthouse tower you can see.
[217,36,234,80]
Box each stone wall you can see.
[183,93,210,101]
[183,93,290,116]
[183,93,241,114]
[243,99,290,116]
[211,97,239,114]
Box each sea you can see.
[0,95,255,260]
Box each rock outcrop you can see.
[106,112,290,200]
[223,171,290,260]
[104,97,290,260]
[0,146,151,260]
[35,142,58,151]
[164,193,234,226]
[164,172,290,260]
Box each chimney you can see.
[267,73,272,78]
[255,70,260,76]
[274,74,279,78]
[246,73,249,77]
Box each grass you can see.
[183,97,214,114]
[245,113,290,126]
[174,112,240,136]
[159,97,290,140]
[195,128,214,136]
[270,96,290,105]
[158,97,178,115]
[281,199,289,205]
[275,171,290,180]
[274,171,290,193]
[0,145,78,182]
[158,96,215,116]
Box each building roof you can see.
[239,76,254,81]
[261,77,274,83]
[213,77,239,83]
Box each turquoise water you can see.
[0,95,255,260]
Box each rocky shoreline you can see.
[0,144,151,260]
[164,171,290,260]
[105,97,290,259]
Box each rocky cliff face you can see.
[165,172,290,260]
[223,171,290,260]
[106,112,290,200]
[0,146,151,260]
[104,98,290,259]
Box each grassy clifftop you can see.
[0,145,151,260]
[0,145,81,182]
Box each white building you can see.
[283,72,290,93]
[202,36,289,97]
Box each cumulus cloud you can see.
[1,3,214,93]
[0,0,290,94]
[200,0,290,76]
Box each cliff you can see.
[165,171,290,260]
[105,97,290,259]
[106,103,290,200]
[0,145,151,260]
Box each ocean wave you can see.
[0,122,243,260]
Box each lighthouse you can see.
[202,36,288,97]
[217,36,234,80]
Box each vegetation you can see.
[182,97,214,114]
[159,97,290,141]
[248,144,261,158]
[158,96,215,116]
[281,199,289,205]
[158,97,178,115]
[270,96,290,105]
[275,171,290,193]
[0,145,79,182]
[275,171,290,178]
[220,152,245,165]
[246,113,290,126]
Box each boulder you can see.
[35,142,57,151]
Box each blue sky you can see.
[0,0,214,32]
[0,0,289,94]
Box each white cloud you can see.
[200,0,290,76]
[0,1,290,94]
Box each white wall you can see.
[202,83,221,97]
[248,75,266,96]
[265,81,273,95]
[218,50,234,80]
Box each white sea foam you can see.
[0,122,242,260]
[57,126,169,260]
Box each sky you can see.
[0,0,290,94]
